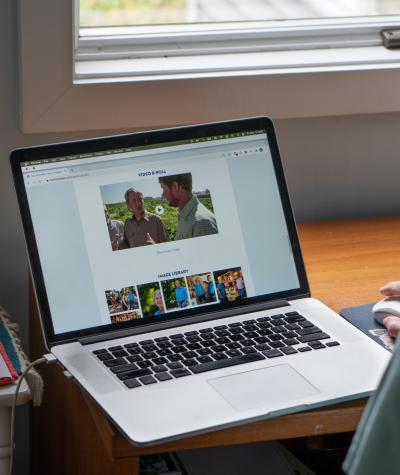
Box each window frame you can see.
[19,0,400,133]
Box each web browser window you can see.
[22,132,299,335]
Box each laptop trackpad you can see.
[207,365,320,412]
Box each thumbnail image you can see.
[160,277,190,311]
[105,286,139,315]
[186,272,217,307]
[213,267,247,303]
[137,281,165,318]
[110,311,142,324]
[100,172,218,251]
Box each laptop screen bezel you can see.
[11,117,310,347]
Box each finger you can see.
[380,281,400,297]
[383,316,400,338]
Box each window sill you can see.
[75,45,400,83]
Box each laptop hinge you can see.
[78,299,291,346]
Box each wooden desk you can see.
[30,216,400,475]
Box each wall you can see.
[1,1,400,474]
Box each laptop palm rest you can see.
[207,365,320,412]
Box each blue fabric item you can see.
[343,339,400,475]
[0,315,22,374]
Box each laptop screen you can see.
[14,118,308,344]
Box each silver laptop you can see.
[11,117,390,446]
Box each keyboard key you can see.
[281,331,297,339]
[157,341,172,349]
[271,314,285,319]
[285,315,305,323]
[255,343,270,351]
[281,346,297,355]
[226,342,241,350]
[213,353,228,360]
[155,372,172,382]
[243,319,257,325]
[154,336,168,342]
[269,341,285,348]
[263,349,284,358]
[97,353,114,361]
[197,348,213,356]
[187,342,202,350]
[170,333,184,339]
[191,353,264,374]
[241,339,255,347]
[109,345,123,351]
[117,368,152,380]
[298,332,330,343]
[184,330,199,336]
[269,334,284,341]
[182,359,198,366]
[254,336,269,344]
[167,362,183,369]
[127,347,143,355]
[227,349,242,357]
[285,323,301,330]
[297,327,321,336]
[153,364,168,373]
[283,338,299,346]
[124,342,139,349]
[124,378,141,389]
[309,343,326,349]
[199,328,213,333]
[242,347,257,354]
[257,316,270,322]
[168,354,183,362]
[171,368,191,378]
[326,341,340,347]
[172,338,186,346]
[298,320,314,328]
[112,350,129,358]
[157,349,172,357]
[93,349,108,355]
[111,363,139,374]
[182,351,197,359]
[142,344,157,352]
[153,357,168,365]
[228,322,242,327]
[142,351,157,360]
[298,346,312,352]
[127,355,142,363]
[104,357,126,367]
[139,375,157,385]
[272,325,286,333]
[137,360,153,368]
[214,325,228,330]
[138,339,153,346]
[198,355,213,363]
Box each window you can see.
[75,0,400,81]
[19,0,400,133]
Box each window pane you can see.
[80,0,400,28]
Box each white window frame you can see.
[19,0,400,133]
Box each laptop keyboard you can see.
[93,311,340,389]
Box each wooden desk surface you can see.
[30,216,400,475]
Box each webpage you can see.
[23,133,300,334]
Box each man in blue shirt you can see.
[217,278,228,303]
[127,290,136,310]
[207,275,216,302]
[174,280,188,308]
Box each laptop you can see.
[11,117,390,445]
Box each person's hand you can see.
[146,233,156,245]
[380,281,400,338]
